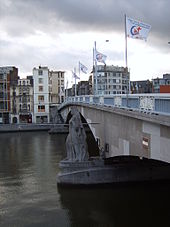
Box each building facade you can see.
[33,66,50,123]
[163,74,170,84]
[77,81,92,96]
[152,77,166,93]
[10,77,34,123]
[49,71,65,104]
[131,80,153,94]
[93,65,130,95]
[0,66,18,123]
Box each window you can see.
[38,70,43,75]
[39,78,43,84]
[38,95,44,102]
[38,105,45,112]
[39,86,43,92]
[0,74,3,80]
[22,96,27,102]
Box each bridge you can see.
[58,94,170,163]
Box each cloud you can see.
[0,0,170,79]
[1,0,170,41]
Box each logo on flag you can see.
[126,16,151,41]
[95,50,107,64]
[79,62,88,74]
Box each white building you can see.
[33,66,50,123]
[93,65,130,95]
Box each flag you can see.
[95,49,107,64]
[126,16,151,41]
[79,62,88,74]
[72,70,80,80]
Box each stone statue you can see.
[66,108,89,162]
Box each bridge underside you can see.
[60,104,170,164]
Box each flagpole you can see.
[74,67,76,96]
[93,47,95,94]
[66,79,68,101]
[78,61,80,80]
[125,14,128,68]
[94,41,98,95]
[125,14,131,94]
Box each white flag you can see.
[95,50,107,64]
[79,62,88,74]
[126,16,151,41]
[72,70,80,80]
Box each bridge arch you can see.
[65,108,99,157]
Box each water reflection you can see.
[0,132,69,227]
[58,182,170,227]
[0,132,170,227]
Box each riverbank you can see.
[0,123,68,133]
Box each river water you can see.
[0,132,170,227]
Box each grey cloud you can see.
[1,0,170,39]
[0,0,170,74]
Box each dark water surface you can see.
[0,132,170,227]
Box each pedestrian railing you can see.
[60,94,170,116]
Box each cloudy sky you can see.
[0,0,170,84]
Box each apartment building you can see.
[153,74,170,93]
[77,81,92,96]
[0,66,18,123]
[33,66,50,123]
[93,65,130,95]
[49,71,65,104]
[10,77,33,123]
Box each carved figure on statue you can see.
[66,108,89,162]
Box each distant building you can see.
[77,81,91,96]
[160,85,170,93]
[33,66,50,123]
[163,74,170,84]
[93,65,130,95]
[152,77,166,93]
[66,87,73,97]
[49,71,65,104]
[131,80,152,94]
[10,77,34,123]
[0,66,18,123]
[160,74,170,93]
[71,84,77,96]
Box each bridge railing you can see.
[61,94,170,116]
